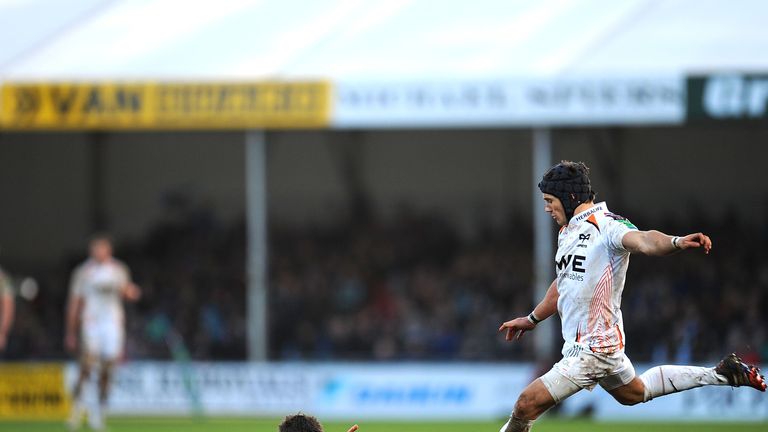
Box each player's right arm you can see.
[622,231,712,256]
[498,278,558,341]
[65,268,84,353]
[117,262,141,302]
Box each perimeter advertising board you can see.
[333,77,685,127]
[5,76,768,129]
[0,77,686,130]
[64,362,533,419]
[61,362,768,421]
[0,82,331,130]
[0,363,70,420]
[310,364,532,420]
[687,74,768,121]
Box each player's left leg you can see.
[611,366,727,405]
[605,376,646,405]
[609,353,766,405]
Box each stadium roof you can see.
[1,0,766,81]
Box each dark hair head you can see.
[89,232,113,246]
[538,160,596,220]
[279,413,324,432]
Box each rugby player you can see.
[278,413,359,432]
[65,235,140,431]
[498,161,766,432]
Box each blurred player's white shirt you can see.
[71,259,129,325]
[555,202,637,357]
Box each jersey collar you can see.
[567,202,607,226]
[86,257,115,266]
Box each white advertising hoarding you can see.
[66,362,315,415]
[311,364,532,419]
[333,77,685,128]
[65,362,533,419]
[65,362,768,421]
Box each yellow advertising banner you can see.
[0,81,331,130]
[0,363,70,420]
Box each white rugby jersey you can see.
[554,202,637,356]
[70,259,131,326]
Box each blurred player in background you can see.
[278,413,359,432]
[0,265,15,352]
[65,234,141,431]
[497,161,766,432]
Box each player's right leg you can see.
[500,371,581,432]
[499,379,555,432]
[70,358,91,402]
[97,359,115,407]
[67,354,95,431]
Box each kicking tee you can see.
[70,259,130,328]
[555,202,637,356]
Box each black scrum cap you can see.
[538,161,595,221]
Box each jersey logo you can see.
[556,254,586,273]
[604,212,637,229]
[586,214,600,232]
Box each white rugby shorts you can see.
[540,348,636,403]
[82,321,124,361]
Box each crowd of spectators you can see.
[267,208,768,365]
[4,203,767,366]
[268,210,533,361]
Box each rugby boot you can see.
[715,353,766,391]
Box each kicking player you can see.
[65,235,140,431]
[278,413,359,432]
[0,266,14,352]
[498,161,765,432]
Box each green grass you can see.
[0,418,766,432]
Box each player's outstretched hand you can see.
[679,232,712,254]
[499,317,536,342]
[347,425,359,432]
[123,283,142,301]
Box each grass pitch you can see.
[0,418,766,432]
